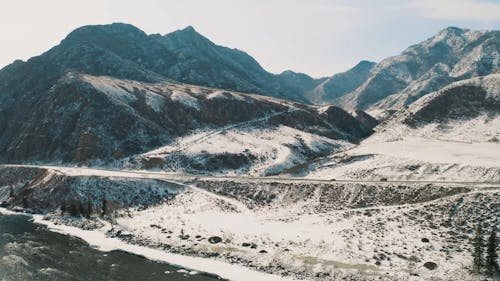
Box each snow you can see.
[112,181,497,281]
[143,91,166,112]
[378,114,500,143]
[305,124,500,182]
[170,90,200,110]
[2,164,498,281]
[82,74,137,105]
[323,74,499,182]
[0,209,296,281]
[355,137,500,167]
[137,125,351,176]
[0,207,294,281]
[81,74,170,112]
[206,90,246,101]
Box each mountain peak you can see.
[433,26,470,40]
[181,25,197,33]
[440,26,468,34]
[168,25,204,38]
[353,60,376,70]
[63,23,147,43]
[162,25,211,45]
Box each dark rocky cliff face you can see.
[0,23,310,103]
[353,110,379,130]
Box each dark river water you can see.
[0,214,222,281]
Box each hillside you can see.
[0,72,373,165]
[371,74,500,143]
[300,74,500,182]
[0,23,310,103]
[306,60,376,104]
[333,27,500,112]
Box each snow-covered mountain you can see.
[301,74,500,182]
[305,60,376,104]
[333,27,500,112]
[1,23,499,281]
[0,71,373,165]
[371,74,500,143]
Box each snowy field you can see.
[353,138,500,167]
[112,181,497,281]
[304,128,500,182]
[1,163,498,281]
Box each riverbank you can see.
[0,207,295,281]
[1,164,498,281]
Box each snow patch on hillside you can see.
[170,90,200,110]
[143,91,166,112]
[82,74,137,104]
[206,90,246,101]
[138,125,352,176]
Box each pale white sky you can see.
[1,0,499,77]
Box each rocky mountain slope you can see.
[305,60,376,104]
[268,26,500,114]
[335,27,500,112]
[0,71,373,165]
[0,23,312,103]
[127,125,353,176]
[371,73,500,143]
[3,24,497,116]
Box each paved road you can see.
[3,164,500,187]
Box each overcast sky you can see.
[1,0,500,77]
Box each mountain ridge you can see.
[0,23,312,103]
[0,70,374,165]
[335,26,500,111]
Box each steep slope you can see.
[158,27,308,101]
[352,110,380,130]
[128,125,353,176]
[372,74,500,142]
[277,70,326,93]
[306,60,376,104]
[336,27,500,111]
[0,23,310,103]
[0,72,373,165]
[300,74,500,182]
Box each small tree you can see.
[473,224,485,274]
[69,200,79,217]
[486,225,499,278]
[101,196,108,217]
[9,185,14,198]
[60,199,66,215]
[78,200,85,217]
[22,197,28,208]
[84,198,92,219]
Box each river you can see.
[0,213,222,281]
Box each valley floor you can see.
[303,137,500,182]
[1,164,498,281]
